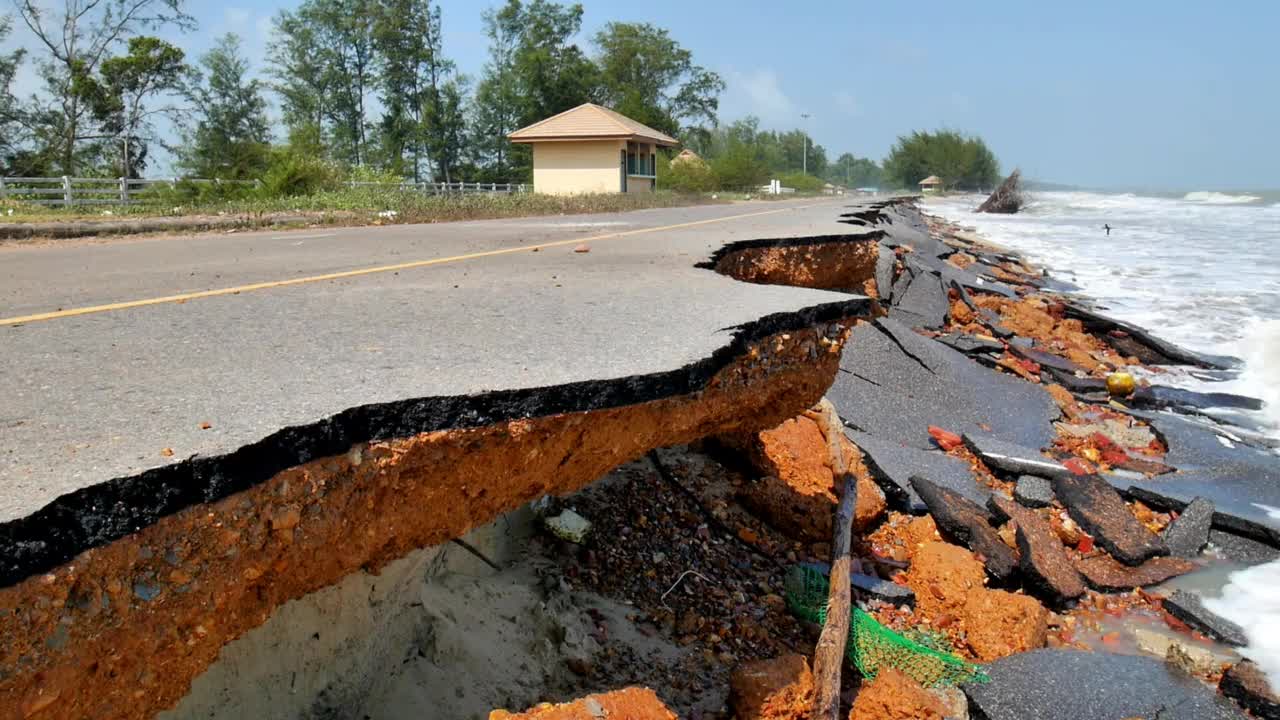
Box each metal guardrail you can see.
[0,177,528,207]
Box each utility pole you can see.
[801,113,810,176]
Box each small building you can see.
[509,103,679,195]
[918,175,943,194]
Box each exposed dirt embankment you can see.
[698,233,884,298]
[0,317,856,720]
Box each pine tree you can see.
[182,34,270,179]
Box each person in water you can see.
[1104,223,1112,235]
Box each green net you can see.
[783,564,989,688]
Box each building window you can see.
[628,152,637,175]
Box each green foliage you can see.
[592,22,723,138]
[658,153,714,193]
[778,172,823,192]
[710,145,769,191]
[259,149,345,197]
[882,130,1000,191]
[826,153,882,188]
[0,16,27,169]
[688,116,827,181]
[182,34,270,179]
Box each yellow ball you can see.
[1106,372,1136,397]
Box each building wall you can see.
[532,140,627,195]
[625,177,654,193]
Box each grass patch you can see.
[0,189,732,227]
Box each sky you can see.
[4,0,1277,190]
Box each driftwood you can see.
[804,398,858,720]
[977,168,1024,214]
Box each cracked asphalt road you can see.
[0,198,875,525]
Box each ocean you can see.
[923,189,1280,688]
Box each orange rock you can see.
[848,668,944,720]
[963,589,1049,662]
[905,542,986,620]
[1045,383,1081,420]
[489,687,676,720]
[729,654,815,719]
[729,415,886,542]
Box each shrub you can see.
[778,172,824,193]
[710,148,769,191]
[660,155,715,193]
[258,151,345,198]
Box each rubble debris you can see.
[962,433,1068,479]
[962,589,1049,662]
[1163,497,1215,558]
[848,667,945,720]
[1052,474,1168,565]
[975,169,1024,214]
[1220,660,1280,720]
[1116,411,1280,546]
[848,430,988,512]
[489,687,677,720]
[911,476,1019,581]
[728,654,815,720]
[728,415,886,542]
[934,332,1003,355]
[868,513,941,563]
[851,573,916,607]
[1062,302,1239,370]
[1162,591,1247,647]
[1132,627,1231,678]
[1009,344,1087,375]
[1014,476,1055,508]
[546,510,593,544]
[1207,529,1280,564]
[964,648,1248,720]
[1072,553,1195,591]
[829,318,1060,452]
[989,496,1086,604]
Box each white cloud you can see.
[833,90,859,117]
[724,68,794,123]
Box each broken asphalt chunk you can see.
[1115,411,1280,546]
[829,318,1059,451]
[1053,473,1168,565]
[1014,475,1055,508]
[962,432,1068,479]
[1072,553,1195,591]
[935,332,1004,355]
[1220,660,1280,720]
[1163,497,1214,558]
[964,649,1247,720]
[848,429,988,512]
[1207,529,1280,564]
[1162,590,1247,647]
[910,475,1018,581]
[1063,302,1240,370]
[989,495,1086,604]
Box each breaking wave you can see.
[1205,561,1280,690]
[1183,191,1263,204]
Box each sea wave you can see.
[1183,191,1263,204]
[1206,560,1280,690]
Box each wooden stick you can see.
[808,398,857,720]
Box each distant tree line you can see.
[881,130,1000,191]
[0,0,992,197]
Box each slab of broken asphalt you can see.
[1108,410,1280,545]
[964,648,1248,720]
[0,200,873,584]
[828,317,1060,451]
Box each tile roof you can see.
[509,103,679,146]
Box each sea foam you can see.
[1183,190,1263,204]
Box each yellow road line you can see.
[2,202,826,326]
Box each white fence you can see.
[0,177,528,207]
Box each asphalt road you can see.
[0,198,872,525]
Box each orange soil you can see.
[711,239,883,298]
[868,514,940,564]
[489,687,677,720]
[1,324,852,720]
[730,415,887,542]
[970,296,1137,373]
[904,541,1049,662]
[729,654,815,720]
[848,668,944,720]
